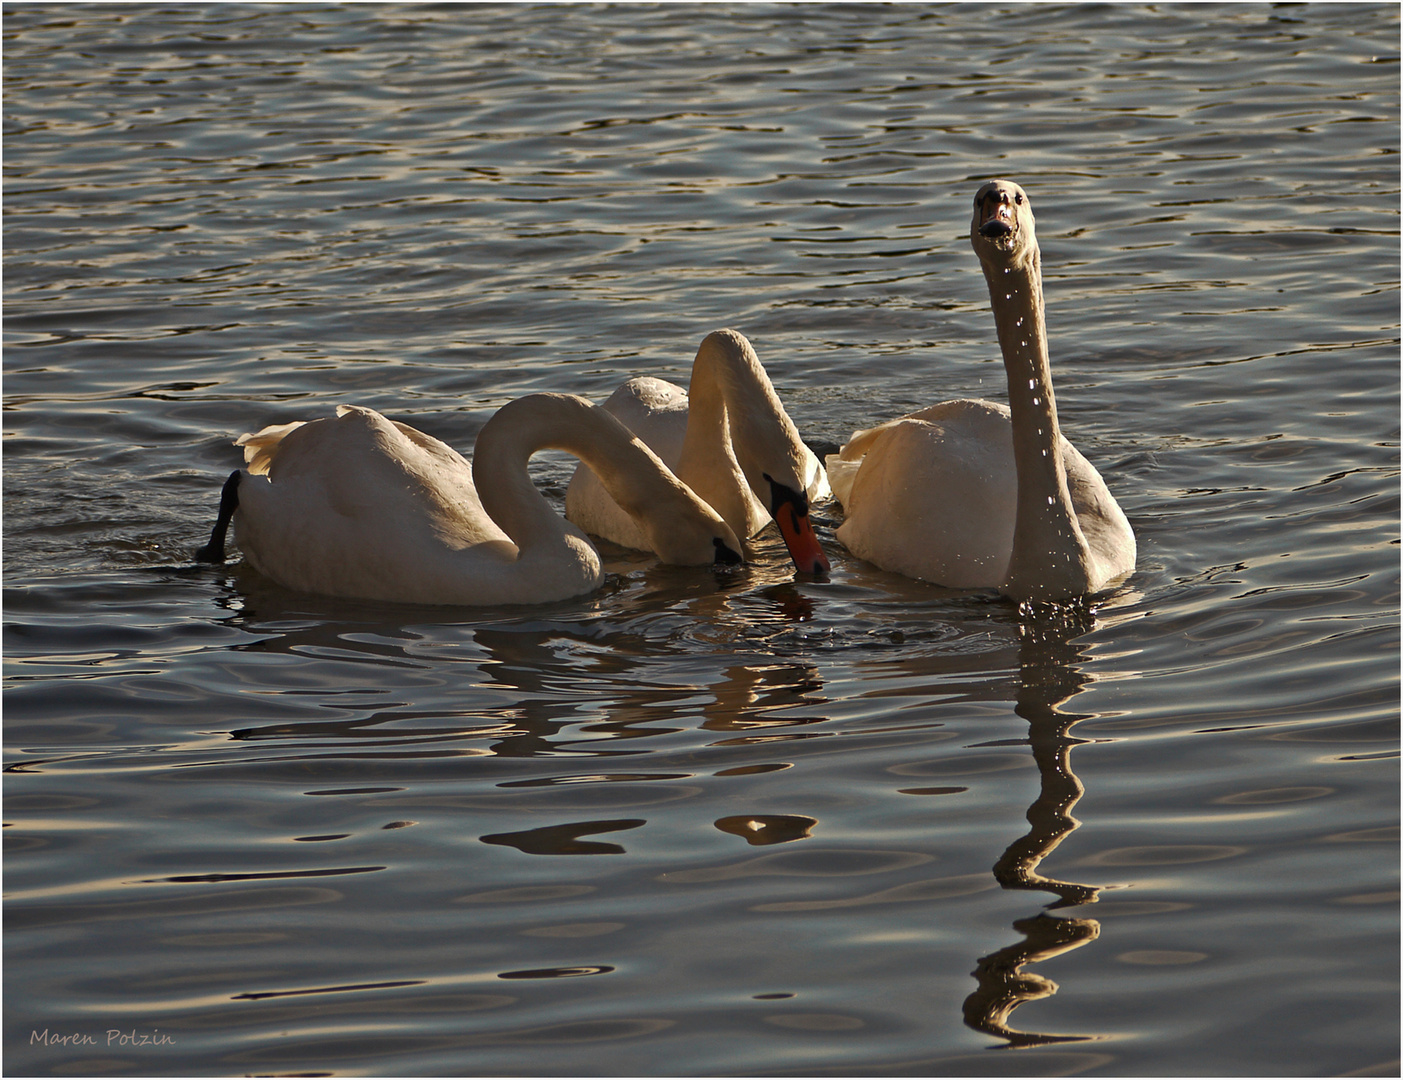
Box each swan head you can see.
[639,493,745,568]
[971,180,1037,267]
[764,474,831,575]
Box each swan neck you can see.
[986,256,1058,448]
[471,408,582,559]
[983,252,1092,597]
[677,332,772,536]
[679,352,731,470]
[476,393,729,572]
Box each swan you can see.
[194,393,743,606]
[826,180,1135,601]
[565,329,831,574]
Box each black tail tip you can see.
[194,470,241,564]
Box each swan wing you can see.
[826,419,896,509]
[1063,440,1137,587]
[232,406,522,603]
[802,444,833,504]
[831,398,1132,592]
[832,400,1018,588]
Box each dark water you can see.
[4,4,1398,1076]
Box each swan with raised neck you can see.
[826,180,1135,601]
[195,392,742,606]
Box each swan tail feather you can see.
[235,421,308,475]
[825,421,898,509]
[824,453,861,510]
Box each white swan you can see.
[194,393,743,606]
[826,180,1135,601]
[565,329,831,574]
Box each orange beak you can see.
[768,478,830,575]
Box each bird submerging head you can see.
[195,392,743,606]
[565,329,831,576]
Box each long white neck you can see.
[471,395,601,591]
[473,393,734,573]
[982,249,1094,600]
[676,329,808,538]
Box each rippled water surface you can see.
[4,4,1399,1076]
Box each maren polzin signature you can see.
[32,1028,174,1048]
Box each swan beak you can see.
[978,195,1015,238]
[766,477,830,575]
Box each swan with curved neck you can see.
[195,393,742,606]
[827,180,1135,601]
[565,329,830,574]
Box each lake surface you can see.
[4,4,1398,1076]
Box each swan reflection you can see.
[963,911,1101,1048]
[212,557,1121,1049]
[962,600,1115,1048]
[702,663,828,733]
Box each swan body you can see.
[196,393,742,606]
[827,180,1135,601]
[566,329,831,573]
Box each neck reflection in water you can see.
[963,599,1109,1048]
